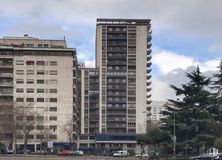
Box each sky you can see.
[0,0,221,101]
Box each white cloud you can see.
[151,77,176,101]
[151,50,220,100]
[152,50,194,74]
[153,50,220,74]
[85,60,95,68]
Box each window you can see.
[49,135,57,139]
[37,98,44,102]
[16,70,24,75]
[38,44,43,48]
[26,61,34,65]
[50,61,57,66]
[37,80,44,84]
[16,79,24,84]
[37,70,44,75]
[27,135,34,139]
[26,98,34,102]
[36,135,44,139]
[50,98,57,102]
[37,89,44,93]
[26,88,34,93]
[50,70,57,75]
[16,88,24,93]
[16,60,24,65]
[36,125,44,130]
[43,44,49,48]
[26,44,34,47]
[49,125,57,131]
[36,61,44,65]
[49,116,57,121]
[26,116,34,120]
[27,70,34,75]
[26,79,34,84]
[49,107,57,112]
[17,135,23,139]
[16,98,24,102]
[50,89,57,93]
[50,79,57,84]
[36,116,44,121]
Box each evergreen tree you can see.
[211,60,222,123]
[161,66,222,156]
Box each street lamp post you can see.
[173,106,176,160]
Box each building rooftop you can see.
[97,18,151,25]
[0,34,67,49]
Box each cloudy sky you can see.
[0,0,221,101]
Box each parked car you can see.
[113,150,129,157]
[57,149,72,156]
[135,153,149,158]
[6,149,14,154]
[189,153,222,160]
[18,149,31,154]
[73,150,84,156]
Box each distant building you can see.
[79,67,100,149]
[0,35,79,151]
[150,101,166,122]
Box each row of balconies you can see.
[0,73,13,77]
[107,111,126,116]
[0,82,13,86]
[0,64,13,68]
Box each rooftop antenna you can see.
[63,36,67,47]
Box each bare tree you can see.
[36,113,51,154]
[62,119,73,143]
[14,102,38,151]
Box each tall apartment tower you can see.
[0,35,79,151]
[96,19,152,135]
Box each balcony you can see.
[147,68,152,74]
[107,35,127,40]
[0,64,13,68]
[147,75,152,80]
[107,42,127,46]
[107,124,126,128]
[147,100,152,105]
[147,56,152,61]
[107,111,126,116]
[147,88,152,92]
[0,73,13,77]
[146,94,152,99]
[147,49,152,55]
[107,55,126,60]
[0,82,13,87]
[147,62,152,68]
[107,100,126,104]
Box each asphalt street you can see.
[0,155,140,160]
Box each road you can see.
[0,155,140,160]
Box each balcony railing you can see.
[0,64,13,68]
[0,73,13,77]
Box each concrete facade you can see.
[0,35,78,151]
[95,19,152,135]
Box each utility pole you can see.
[173,106,176,160]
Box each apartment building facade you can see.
[94,18,152,151]
[0,35,78,151]
[79,68,99,150]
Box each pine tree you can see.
[211,60,222,123]
[161,66,222,156]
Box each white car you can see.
[113,150,129,157]
[135,153,149,158]
[73,150,84,156]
